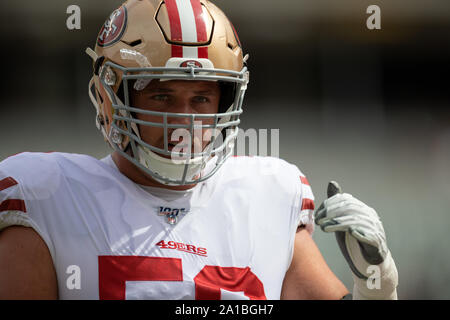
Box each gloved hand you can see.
[314,181,398,299]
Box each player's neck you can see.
[111,151,197,191]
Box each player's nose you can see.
[167,99,195,126]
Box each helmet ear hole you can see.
[116,82,125,104]
[218,81,236,113]
[116,80,140,106]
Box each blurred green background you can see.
[0,0,449,299]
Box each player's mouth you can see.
[167,142,191,151]
[167,142,177,152]
[156,142,203,160]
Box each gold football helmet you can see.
[87,0,249,185]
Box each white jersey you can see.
[0,152,315,300]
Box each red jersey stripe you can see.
[301,198,315,211]
[0,177,18,192]
[300,176,310,186]
[0,199,27,213]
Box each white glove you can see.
[314,181,398,300]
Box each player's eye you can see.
[192,96,209,103]
[152,94,170,101]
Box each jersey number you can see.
[98,256,266,300]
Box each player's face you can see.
[130,80,221,158]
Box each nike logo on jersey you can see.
[156,240,207,257]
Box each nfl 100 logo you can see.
[158,206,188,225]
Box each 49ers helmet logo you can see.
[97,6,128,47]
[180,60,203,68]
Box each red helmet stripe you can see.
[165,0,183,57]
[165,0,183,42]
[198,47,208,59]
[171,45,183,58]
[191,0,208,58]
[190,0,207,42]
[166,0,209,59]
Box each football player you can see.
[0,0,397,300]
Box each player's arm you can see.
[0,226,58,299]
[280,227,350,300]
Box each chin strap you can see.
[137,145,209,185]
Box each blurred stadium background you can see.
[0,0,449,299]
